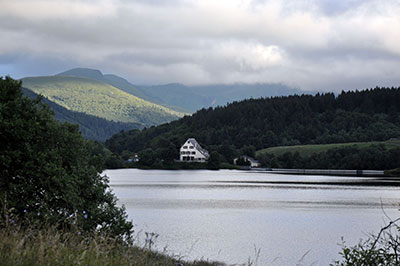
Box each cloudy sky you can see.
[1,0,400,91]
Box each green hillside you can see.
[22,88,141,141]
[57,68,149,101]
[57,68,189,112]
[21,76,183,126]
[256,139,400,158]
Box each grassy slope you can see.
[256,139,400,158]
[21,76,183,125]
[0,225,223,266]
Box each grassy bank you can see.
[0,224,223,266]
[256,139,400,158]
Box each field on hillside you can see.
[21,76,183,125]
[256,139,400,158]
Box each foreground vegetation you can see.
[0,221,223,266]
[332,217,400,266]
[1,76,132,238]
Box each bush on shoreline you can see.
[0,76,132,238]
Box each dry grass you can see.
[0,224,224,266]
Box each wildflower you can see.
[84,214,88,219]
[82,210,86,214]
[23,209,27,213]
[37,212,40,216]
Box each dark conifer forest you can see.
[106,87,400,169]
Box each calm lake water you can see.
[105,169,400,265]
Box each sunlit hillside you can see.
[21,76,184,126]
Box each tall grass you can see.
[0,223,224,266]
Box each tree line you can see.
[106,87,400,169]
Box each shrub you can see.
[0,77,132,238]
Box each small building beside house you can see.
[179,138,209,162]
[126,154,140,163]
[233,155,261,168]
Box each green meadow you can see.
[256,139,400,158]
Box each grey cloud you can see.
[1,0,400,91]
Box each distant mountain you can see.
[58,68,194,112]
[137,82,305,112]
[57,68,306,113]
[193,83,305,105]
[57,68,150,100]
[21,76,183,126]
[22,88,141,141]
[137,83,214,112]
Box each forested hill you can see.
[22,88,141,141]
[106,87,400,163]
[21,76,183,125]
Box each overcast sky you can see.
[1,0,400,91]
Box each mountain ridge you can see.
[57,67,306,113]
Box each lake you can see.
[105,169,400,265]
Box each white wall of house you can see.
[179,138,209,162]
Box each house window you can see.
[192,152,195,154]
[183,146,188,149]
[189,146,194,149]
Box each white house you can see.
[233,155,261,168]
[179,138,209,162]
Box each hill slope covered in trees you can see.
[106,87,400,168]
[22,88,141,141]
[21,76,183,126]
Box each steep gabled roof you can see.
[186,138,209,158]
